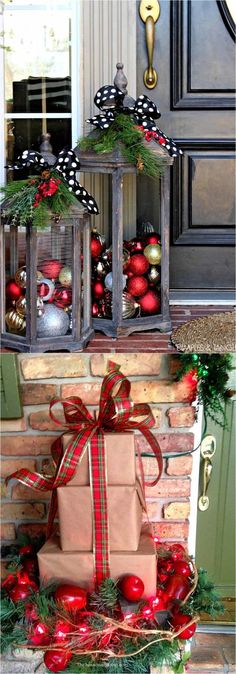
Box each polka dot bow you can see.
[87,85,182,158]
[10,148,99,215]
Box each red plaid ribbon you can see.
[7,362,163,585]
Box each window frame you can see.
[0,0,81,186]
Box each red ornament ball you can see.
[1,573,17,593]
[44,649,72,673]
[169,543,186,561]
[139,290,160,315]
[128,254,149,276]
[91,238,103,258]
[92,302,99,317]
[171,612,197,639]
[173,561,192,578]
[9,583,33,602]
[29,620,50,646]
[55,584,87,612]
[127,276,148,298]
[6,279,22,302]
[25,603,39,622]
[53,619,72,643]
[19,544,34,557]
[53,287,72,309]
[92,279,105,299]
[143,232,161,246]
[119,575,144,602]
[165,574,190,601]
[127,238,145,254]
[38,259,63,280]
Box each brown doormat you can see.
[171,311,236,353]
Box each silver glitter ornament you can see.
[37,304,69,337]
[148,266,161,285]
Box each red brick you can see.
[41,458,55,476]
[166,456,193,476]
[1,502,45,520]
[163,501,190,520]
[21,384,58,405]
[61,382,101,404]
[18,523,47,537]
[146,502,163,520]
[1,436,53,456]
[90,354,162,376]
[1,524,16,540]
[169,357,181,375]
[167,406,195,427]
[135,432,194,454]
[12,484,51,501]
[146,478,190,498]
[20,355,89,379]
[29,410,65,431]
[130,380,194,403]
[1,418,27,432]
[0,482,7,498]
[0,459,36,479]
[151,521,189,540]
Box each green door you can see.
[196,399,235,599]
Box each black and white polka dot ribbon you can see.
[10,149,99,215]
[87,85,182,158]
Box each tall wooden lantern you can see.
[0,206,94,352]
[76,146,173,337]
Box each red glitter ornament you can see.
[128,254,149,276]
[92,279,105,299]
[127,275,148,298]
[143,233,161,246]
[119,575,144,602]
[44,649,72,673]
[91,237,103,258]
[38,259,63,280]
[139,289,160,315]
[55,584,87,612]
[6,279,22,302]
[29,620,50,646]
[53,287,72,309]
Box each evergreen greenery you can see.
[185,568,224,617]
[78,114,166,179]
[1,171,78,229]
[175,353,233,427]
[90,579,118,613]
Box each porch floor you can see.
[1,305,235,353]
[188,630,235,673]
[84,304,235,353]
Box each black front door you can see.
[137,0,235,298]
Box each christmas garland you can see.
[175,354,233,427]
[1,538,223,674]
[78,113,166,179]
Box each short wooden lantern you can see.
[0,206,94,352]
[76,146,173,337]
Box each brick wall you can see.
[1,353,197,576]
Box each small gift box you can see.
[58,481,145,552]
[62,432,136,486]
[38,523,157,597]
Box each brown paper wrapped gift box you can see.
[38,524,157,598]
[58,482,145,552]
[62,432,136,486]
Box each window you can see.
[1,0,80,183]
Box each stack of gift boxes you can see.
[38,432,157,598]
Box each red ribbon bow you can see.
[7,362,163,586]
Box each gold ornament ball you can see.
[5,309,26,333]
[143,244,162,266]
[16,296,45,317]
[15,266,43,288]
[58,266,72,287]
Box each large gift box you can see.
[58,482,145,552]
[62,432,136,486]
[38,523,157,598]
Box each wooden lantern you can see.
[76,145,173,337]
[0,206,94,352]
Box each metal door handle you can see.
[139,0,160,89]
[198,435,216,511]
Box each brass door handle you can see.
[139,0,160,89]
[198,435,216,511]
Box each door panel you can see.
[196,400,235,597]
[137,0,235,293]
